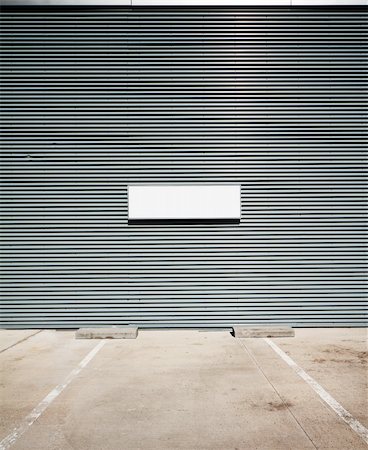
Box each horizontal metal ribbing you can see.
[0,6,367,328]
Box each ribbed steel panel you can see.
[0,6,367,328]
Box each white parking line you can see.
[0,340,105,450]
[264,337,368,445]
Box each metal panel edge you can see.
[2,0,368,6]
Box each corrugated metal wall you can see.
[1,6,367,328]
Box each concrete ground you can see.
[0,328,367,450]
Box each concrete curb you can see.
[75,327,138,339]
[233,326,294,338]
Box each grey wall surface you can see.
[0,6,367,328]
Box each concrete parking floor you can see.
[0,328,367,450]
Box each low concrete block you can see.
[75,327,138,339]
[233,326,294,338]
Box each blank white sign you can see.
[128,185,241,220]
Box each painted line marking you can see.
[0,340,105,450]
[264,337,368,445]
[236,338,317,448]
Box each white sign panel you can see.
[128,185,241,220]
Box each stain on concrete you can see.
[320,346,368,365]
[356,351,368,361]
[313,358,326,363]
[266,401,294,411]
[250,400,294,412]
